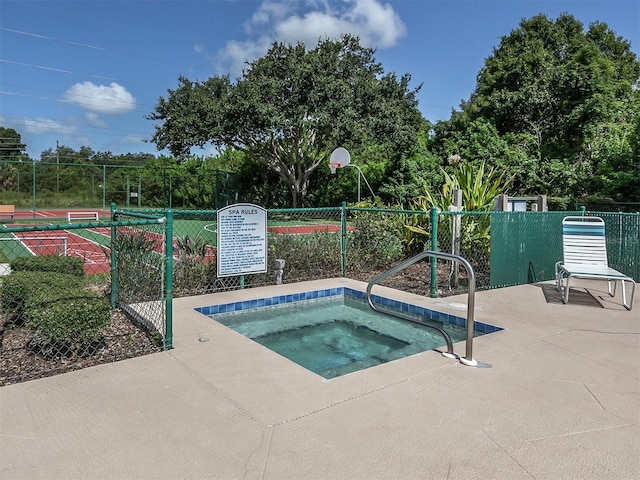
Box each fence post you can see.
[430,206,438,298]
[32,162,36,220]
[110,202,118,308]
[450,190,463,287]
[102,165,106,212]
[164,209,173,349]
[341,201,347,276]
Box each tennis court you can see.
[1,209,345,274]
[0,228,111,275]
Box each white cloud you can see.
[214,0,406,76]
[85,112,108,128]
[216,36,276,76]
[63,82,136,115]
[22,117,77,135]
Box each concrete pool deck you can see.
[1,277,638,479]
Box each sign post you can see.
[217,203,268,277]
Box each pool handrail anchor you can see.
[365,250,478,367]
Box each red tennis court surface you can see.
[268,224,348,234]
[13,229,111,275]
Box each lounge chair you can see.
[555,216,636,311]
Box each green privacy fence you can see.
[489,211,568,287]
[489,211,640,287]
[590,212,640,281]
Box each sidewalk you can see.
[1,278,638,479]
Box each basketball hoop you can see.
[329,147,351,175]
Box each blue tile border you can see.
[195,286,503,335]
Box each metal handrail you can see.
[365,250,478,366]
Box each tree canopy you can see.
[148,34,423,207]
[451,13,640,200]
[0,127,27,160]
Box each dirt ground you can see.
[0,309,161,386]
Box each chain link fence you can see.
[158,206,506,298]
[0,211,167,385]
[2,204,637,385]
[156,207,344,296]
[0,160,238,211]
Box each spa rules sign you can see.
[217,203,268,277]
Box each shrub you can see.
[108,228,164,302]
[348,209,405,269]
[0,271,82,317]
[268,230,341,281]
[25,288,111,357]
[10,255,85,277]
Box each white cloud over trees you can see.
[63,82,136,115]
[214,0,406,76]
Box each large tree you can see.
[455,13,640,199]
[148,34,423,207]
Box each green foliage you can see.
[268,231,341,280]
[412,158,511,212]
[454,13,640,200]
[174,233,208,260]
[173,233,216,295]
[402,200,433,255]
[457,213,492,265]
[10,254,85,277]
[347,208,405,269]
[378,121,444,205]
[109,228,164,302]
[25,288,110,357]
[0,127,27,160]
[404,159,511,257]
[0,271,82,317]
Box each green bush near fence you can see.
[10,255,85,277]
[347,209,405,269]
[0,257,110,358]
[267,230,341,281]
[25,288,110,358]
[109,227,164,302]
[0,270,83,317]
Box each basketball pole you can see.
[329,147,375,203]
[343,164,375,203]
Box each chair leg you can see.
[622,279,636,311]
[607,279,616,297]
[562,276,570,304]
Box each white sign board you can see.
[217,203,268,277]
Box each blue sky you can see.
[1,0,639,160]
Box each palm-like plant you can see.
[174,234,208,262]
[404,157,513,256]
[419,156,512,212]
